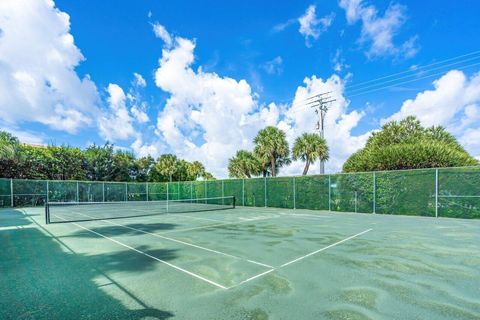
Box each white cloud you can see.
[133,72,146,87]
[152,22,173,47]
[279,75,370,174]
[262,56,283,75]
[383,70,480,158]
[0,0,99,134]
[298,5,335,47]
[98,84,136,141]
[136,25,370,177]
[339,0,419,59]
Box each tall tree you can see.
[343,116,478,172]
[292,133,329,175]
[187,161,205,181]
[83,143,115,181]
[0,131,22,178]
[135,156,154,182]
[48,145,86,180]
[154,154,178,182]
[111,151,137,181]
[253,126,290,177]
[228,150,260,178]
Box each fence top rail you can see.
[1,165,479,185]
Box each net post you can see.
[10,178,13,207]
[264,177,267,208]
[435,168,439,218]
[45,202,49,224]
[373,171,376,214]
[102,182,105,202]
[233,196,236,209]
[293,176,296,210]
[328,175,331,211]
[76,181,79,203]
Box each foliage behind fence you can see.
[1,167,479,219]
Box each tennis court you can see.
[1,198,479,320]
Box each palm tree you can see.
[0,131,19,159]
[292,133,329,175]
[228,150,260,178]
[253,126,289,177]
[187,161,205,180]
[154,154,178,182]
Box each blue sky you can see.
[1,0,480,177]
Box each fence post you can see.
[190,181,193,200]
[435,168,439,218]
[373,171,376,214]
[167,182,169,201]
[328,175,331,211]
[293,176,296,210]
[46,181,49,204]
[354,191,357,213]
[102,182,105,202]
[10,178,13,207]
[221,180,224,205]
[125,182,128,202]
[76,181,79,203]
[204,180,207,203]
[242,179,245,206]
[146,182,149,201]
[264,177,267,207]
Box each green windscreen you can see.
[266,177,294,209]
[148,183,167,201]
[295,175,329,210]
[178,181,193,199]
[4,167,480,218]
[206,180,223,198]
[0,178,12,207]
[375,169,436,216]
[223,179,244,206]
[48,181,77,202]
[244,178,265,207]
[104,183,126,202]
[13,179,47,207]
[78,182,104,202]
[192,181,206,200]
[438,167,480,219]
[127,183,147,201]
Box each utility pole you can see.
[303,92,336,174]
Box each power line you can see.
[346,54,480,94]
[346,49,480,90]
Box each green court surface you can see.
[1,206,479,320]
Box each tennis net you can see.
[46,196,235,224]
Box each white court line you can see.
[229,228,373,288]
[280,228,372,267]
[70,211,274,269]
[162,215,281,234]
[228,269,275,289]
[280,212,331,219]
[53,215,227,289]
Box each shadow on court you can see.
[63,222,179,238]
[0,209,174,320]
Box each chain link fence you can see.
[1,166,479,218]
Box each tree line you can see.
[228,126,329,178]
[0,131,214,182]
